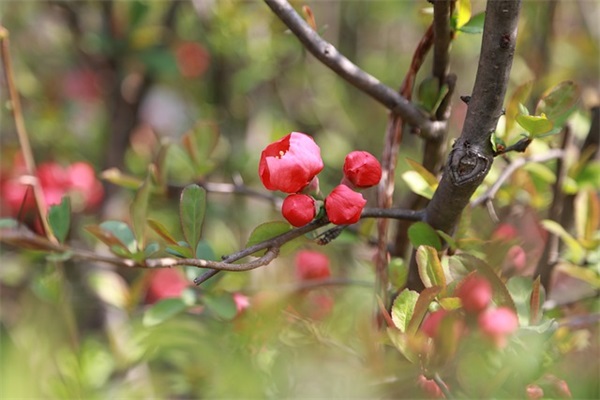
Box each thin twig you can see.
[433,373,454,399]
[263,0,443,138]
[470,149,564,207]
[0,26,55,242]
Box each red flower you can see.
[282,194,316,227]
[343,151,382,188]
[259,132,324,193]
[324,185,366,225]
[421,309,448,338]
[417,375,446,398]
[478,307,518,347]
[526,385,544,400]
[295,250,331,280]
[145,268,190,304]
[456,273,492,314]
[175,42,210,79]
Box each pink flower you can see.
[232,292,250,315]
[526,384,544,399]
[259,132,324,193]
[421,309,448,338]
[478,307,518,347]
[324,185,366,225]
[417,375,446,398]
[343,151,382,188]
[295,250,331,280]
[456,273,492,314]
[145,268,190,304]
[282,194,316,227]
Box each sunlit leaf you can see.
[557,263,600,288]
[180,184,206,256]
[47,196,71,243]
[100,168,144,189]
[405,158,439,186]
[402,171,435,199]
[454,0,471,29]
[406,286,441,335]
[575,190,600,243]
[409,222,442,251]
[143,298,188,327]
[457,12,485,34]
[88,270,130,309]
[391,289,419,332]
[541,219,585,263]
[416,245,446,289]
[505,82,533,136]
[515,113,554,137]
[535,81,580,124]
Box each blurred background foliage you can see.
[0,0,598,398]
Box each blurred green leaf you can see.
[148,219,179,245]
[541,219,585,263]
[196,240,216,260]
[505,82,533,136]
[99,221,138,253]
[506,276,533,325]
[88,270,130,309]
[389,257,408,289]
[131,179,151,251]
[535,81,579,125]
[245,221,292,256]
[405,158,439,186]
[408,222,442,251]
[417,77,440,112]
[129,0,150,29]
[457,12,485,34]
[402,171,435,199]
[416,245,446,289]
[454,0,472,29]
[143,298,188,327]
[180,184,206,256]
[48,196,71,243]
[407,286,441,335]
[557,263,600,288]
[100,168,144,189]
[202,292,238,321]
[0,218,19,229]
[575,190,600,244]
[165,243,194,259]
[391,289,419,333]
[182,122,220,177]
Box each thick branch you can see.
[263,0,443,137]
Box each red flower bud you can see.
[145,268,190,304]
[421,309,448,338]
[526,384,544,400]
[259,132,324,194]
[456,273,492,314]
[282,194,316,227]
[478,307,518,347]
[324,185,366,225]
[343,151,382,188]
[295,250,331,280]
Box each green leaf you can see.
[165,243,194,259]
[448,254,517,313]
[389,258,408,289]
[436,230,458,251]
[391,289,419,332]
[405,158,439,187]
[402,171,435,199]
[202,292,238,321]
[535,81,579,125]
[416,245,446,289]
[505,82,533,136]
[454,0,471,29]
[408,222,442,251]
[131,179,151,251]
[0,218,19,229]
[407,286,442,335]
[99,221,138,253]
[541,219,585,263]
[557,263,600,288]
[506,276,534,325]
[143,298,188,327]
[182,122,220,176]
[48,196,71,243]
[180,184,207,256]
[417,77,440,112]
[100,168,144,189]
[515,113,554,137]
[245,221,292,256]
[195,240,216,260]
[148,219,179,245]
[129,0,149,29]
[87,270,130,309]
[457,12,485,34]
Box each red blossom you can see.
[421,309,448,338]
[295,250,331,280]
[456,273,492,314]
[282,194,316,227]
[259,132,324,194]
[175,42,210,79]
[145,268,190,304]
[478,307,519,347]
[324,185,366,225]
[343,150,382,188]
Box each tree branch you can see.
[263,0,443,137]
[407,0,522,290]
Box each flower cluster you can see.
[259,132,382,227]
[1,157,104,217]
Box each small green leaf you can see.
[245,221,293,256]
[180,184,206,255]
[165,243,194,259]
[131,179,151,251]
[88,270,130,309]
[457,12,485,34]
[541,219,585,263]
[516,113,554,137]
[405,158,439,187]
[506,276,534,325]
[406,286,442,335]
[202,292,238,321]
[505,82,534,136]
[535,81,579,125]
[408,222,442,251]
[144,242,161,257]
[0,218,19,229]
[402,171,435,199]
[196,240,216,260]
[99,221,137,253]
[416,245,446,289]
[454,0,471,29]
[48,196,71,243]
[436,230,458,251]
[417,77,441,112]
[148,219,179,245]
[100,168,144,189]
[391,289,419,333]
[143,298,188,327]
[389,258,408,289]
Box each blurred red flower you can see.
[324,184,366,225]
[343,150,382,188]
[175,42,211,79]
[259,132,324,194]
[456,273,492,314]
[478,306,519,348]
[145,268,190,304]
[295,250,331,281]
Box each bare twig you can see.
[470,149,564,207]
[433,373,454,399]
[0,26,55,242]
[263,0,444,138]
